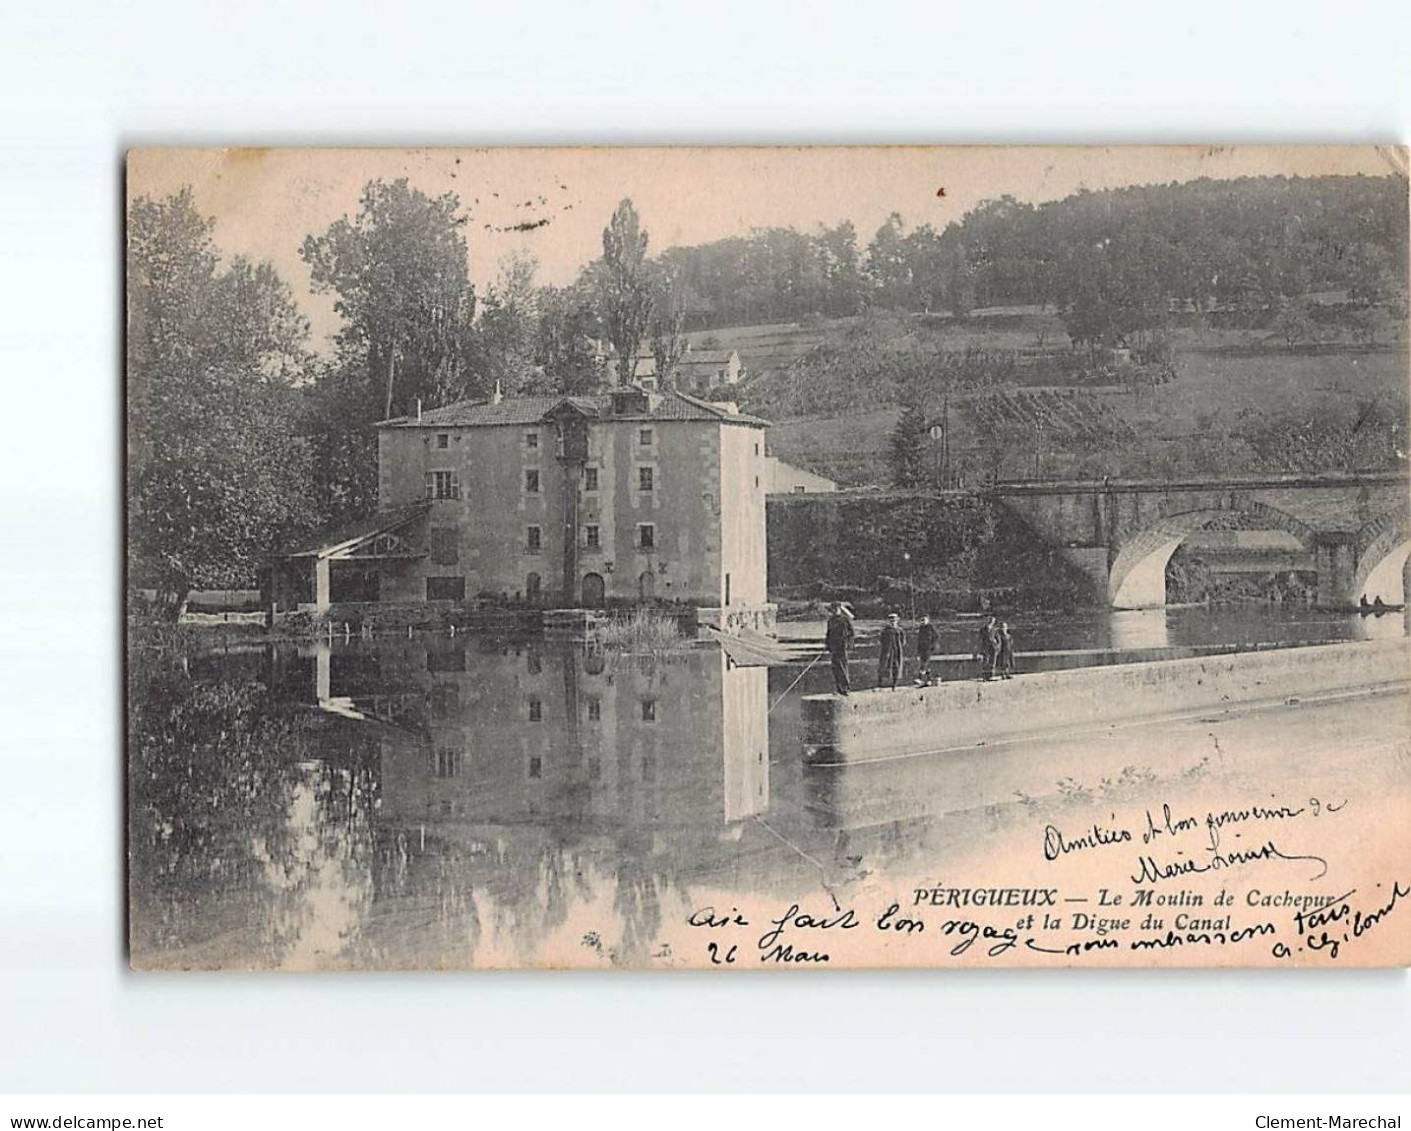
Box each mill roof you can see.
[378,389,768,429]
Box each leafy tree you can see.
[593,199,654,386]
[473,251,542,396]
[889,390,931,488]
[866,213,913,310]
[648,263,688,388]
[300,358,380,521]
[534,284,607,394]
[1274,293,1316,349]
[902,223,947,312]
[127,189,316,617]
[817,220,865,316]
[945,247,977,316]
[300,179,476,420]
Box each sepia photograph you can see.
[125,145,1411,971]
[7,0,1411,1112]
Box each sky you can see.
[128,145,1404,351]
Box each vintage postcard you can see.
[126,145,1410,970]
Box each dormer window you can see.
[611,389,650,416]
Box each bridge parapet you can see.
[990,473,1409,608]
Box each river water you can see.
[127,605,1407,969]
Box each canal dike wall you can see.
[800,638,1410,766]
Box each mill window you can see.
[425,470,460,500]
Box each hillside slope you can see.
[725,309,1406,486]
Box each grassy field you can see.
[768,407,901,486]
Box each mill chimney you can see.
[491,379,503,406]
[416,398,423,422]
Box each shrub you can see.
[594,609,687,651]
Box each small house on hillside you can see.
[601,344,745,394]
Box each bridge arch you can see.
[1107,502,1316,609]
[1353,515,1411,606]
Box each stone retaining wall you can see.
[800,638,1410,765]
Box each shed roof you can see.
[280,502,430,559]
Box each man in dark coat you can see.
[975,615,999,680]
[878,612,905,690]
[997,621,1015,679]
[825,602,855,695]
[915,614,938,686]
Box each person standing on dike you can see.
[975,615,999,680]
[825,602,855,696]
[915,613,938,686]
[878,612,906,690]
[997,621,1016,679]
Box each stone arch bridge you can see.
[990,472,1410,609]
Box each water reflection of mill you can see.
[272,637,1000,960]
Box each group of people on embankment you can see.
[823,604,1016,696]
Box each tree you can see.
[889,390,931,488]
[648,263,688,389]
[300,179,476,420]
[1274,293,1316,349]
[535,284,607,394]
[593,199,654,387]
[902,223,948,312]
[301,358,380,521]
[817,220,865,316]
[128,189,316,617]
[945,247,977,317]
[866,213,913,310]
[473,251,542,396]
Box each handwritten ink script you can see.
[671,792,1409,968]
